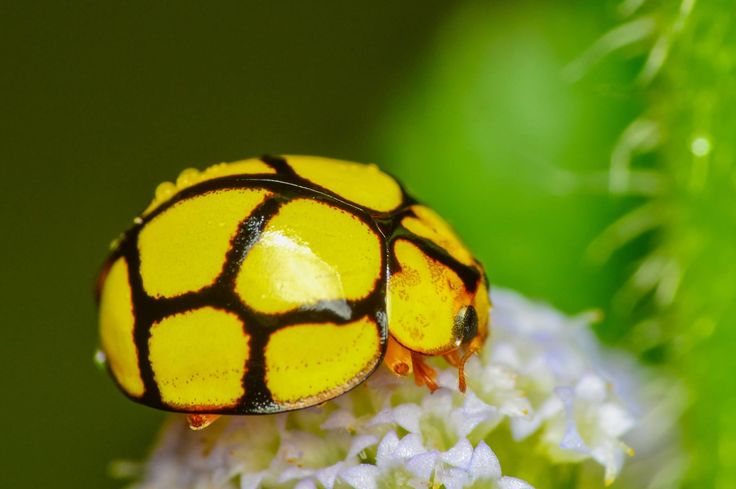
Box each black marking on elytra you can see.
[395,231,481,293]
[238,327,277,413]
[225,197,284,410]
[391,175,419,210]
[219,197,284,283]
[376,208,481,293]
[260,154,297,177]
[123,235,162,405]
[101,155,483,415]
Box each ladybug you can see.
[96,156,490,429]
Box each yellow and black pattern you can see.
[97,155,487,414]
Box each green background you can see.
[2,1,733,488]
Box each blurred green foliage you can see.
[377,1,644,340]
[2,0,733,488]
[639,2,736,486]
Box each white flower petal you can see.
[315,462,344,489]
[559,424,589,454]
[393,403,423,433]
[320,409,356,431]
[338,464,380,489]
[468,441,502,480]
[434,466,471,489]
[347,435,379,459]
[598,402,635,438]
[441,438,473,469]
[436,368,457,389]
[277,466,314,483]
[367,407,395,428]
[375,431,400,467]
[294,479,317,489]
[575,373,608,403]
[421,389,455,415]
[491,342,522,369]
[498,475,536,489]
[511,413,541,441]
[451,407,496,439]
[405,450,439,481]
[239,472,265,489]
[555,386,590,454]
[395,433,426,459]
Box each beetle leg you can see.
[443,349,462,368]
[187,413,221,430]
[457,336,484,393]
[411,352,439,392]
[384,336,413,376]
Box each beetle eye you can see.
[454,305,478,345]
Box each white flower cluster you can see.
[128,289,675,489]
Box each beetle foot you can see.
[411,352,439,392]
[187,413,221,430]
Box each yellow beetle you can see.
[96,156,490,429]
